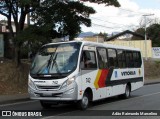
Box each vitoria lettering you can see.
[121,71,136,76]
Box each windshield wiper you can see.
[48,53,61,75]
[36,61,48,74]
[36,47,61,75]
[36,49,57,74]
[51,56,62,76]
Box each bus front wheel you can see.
[77,92,89,110]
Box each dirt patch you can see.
[144,60,160,79]
[0,59,29,95]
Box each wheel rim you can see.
[82,95,88,107]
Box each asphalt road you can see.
[1,83,160,119]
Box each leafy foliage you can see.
[98,32,108,41]
[0,0,120,64]
[147,24,160,47]
[16,25,53,55]
[0,0,40,65]
[133,24,160,47]
[0,0,40,33]
[131,28,145,40]
[0,0,120,41]
[32,0,96,40]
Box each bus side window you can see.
[117,49,126,68]
[107,49,118,68]
[126,51,133,68]
[133,51,142,67]
[80,51,97,69]
[97,48,108,69]
[137,52,142,67]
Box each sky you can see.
[82,0,160,34]
[133,0,160,9]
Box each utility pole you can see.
[143,14,154,60]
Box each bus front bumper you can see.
[28,85,78,101]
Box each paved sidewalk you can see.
[0,79,159,105]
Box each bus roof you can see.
[43,40,141,51]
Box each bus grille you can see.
[37,85,60,90]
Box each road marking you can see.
[0,100,37,107]
[89,91,160,109]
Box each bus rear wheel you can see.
[77,92,89,110]
[124,84,131,98]
[119,84,131,99]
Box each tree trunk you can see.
[14,45,21,67]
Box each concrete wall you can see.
[83,37,104,43]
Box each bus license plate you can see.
[43,93,52,97]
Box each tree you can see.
[32,0,120,40]
[133,24,160,46]
[0,0,40,65]
[32,0,96,40]
[97,32,108,41]
[0,0,120,65]
[16,25,50,54]
[132,28,145,40]
[147,24,160,47]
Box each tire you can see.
[40,101,52,109]
[122,84,131,99]
[77,92,89,110]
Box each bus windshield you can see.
[30,42,81,75]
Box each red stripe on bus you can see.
[98,69,109,88]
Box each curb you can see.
[144,81,160,85]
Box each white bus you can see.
[28,41,144,110]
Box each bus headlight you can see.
[61,77,75,89]
[28,78,37,90]
[67,77,75,85]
